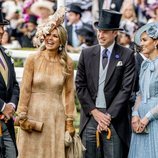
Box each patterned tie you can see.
[0,57,5,70]
[102,49,108,69]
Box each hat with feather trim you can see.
[33,6,66,47]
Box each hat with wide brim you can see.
[134,22,158,46]
[94,9,123,30]
[0,9,10,25]
[30,0,54,16]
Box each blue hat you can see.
[134,22,158,46]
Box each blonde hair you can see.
[56,25,70,76]
[121,2,137,21]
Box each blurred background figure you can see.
[102,0,124,11]
[76,23,97,48]
[117,24,135,50]
[67,1,93,24]
[120,2,138,37]
[2,0,23,21]
[30,0,54,24]
[92,0,124,21]
[22,0,36,23]
[66,3,84,51]
[133,0,149,26]
[80,1,93,24]
[19,14,37,48]
[1,27,21,49]
[67,23,97,53]
[147,2,158,23]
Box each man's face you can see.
[97,29,118,48]
[26,22,36,32]
[67,12,80,24]
[0,26,4,44]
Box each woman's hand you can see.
[65,119,75,137]
[131,116,140,133]
[137,117,149,133]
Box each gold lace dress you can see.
[17,50,75,158]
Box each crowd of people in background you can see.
[0,0,157,51]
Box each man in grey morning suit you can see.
[0,9,19,157]
[75,9,135,158]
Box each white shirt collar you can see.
[73,20,83,29]
[100,41,115,55]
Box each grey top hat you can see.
[134,22,158,46]
[0,8,10,25]
[94,9,123,30]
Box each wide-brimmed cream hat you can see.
[31,0,54,16]
[33,6,66,47]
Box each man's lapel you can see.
[0,47,11,89]
[91,45,100,92]
[0,73,6,86]
[105,44,121,87]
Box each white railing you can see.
[11,50,80,61]
[11,50,80,82]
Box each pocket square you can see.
[116,61,123,66]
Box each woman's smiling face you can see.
[140,32,156,56]
[44,29,60,51]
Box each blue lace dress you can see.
[128,58,158,158]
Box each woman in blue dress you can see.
[128,22,158,158]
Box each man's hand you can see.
[2,103,15,120]
[91,109,111,128]
[97,124,108,133]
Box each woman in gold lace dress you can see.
[16,7,75,158]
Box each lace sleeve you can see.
[132,91,142,116]
[145,105,158,121]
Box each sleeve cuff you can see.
[132,110,139,116]
[8,102,16,109]
[1,103,6,112]
[145,111,154,121]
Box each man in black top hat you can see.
[66,3,84,51]
[0,9,19,157]
[76,9,135,158]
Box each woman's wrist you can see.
[145,111,154,121]
[132,110,139,117]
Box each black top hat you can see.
[76,24,94,38]
[27,15,38,25]
[94,9,123,30]
[68,4,82,15]
[0,8,9,25]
